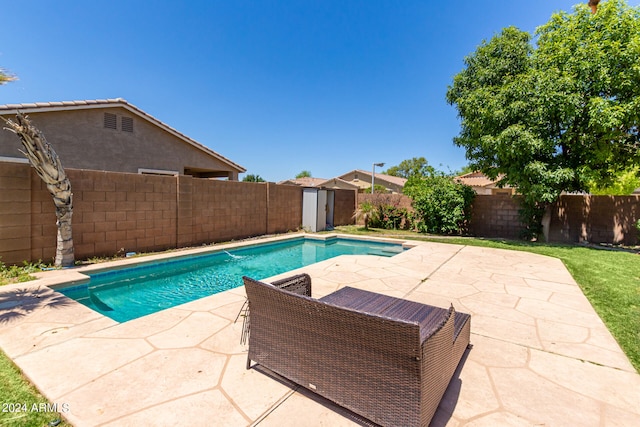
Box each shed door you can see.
[316,190,327,232]
[302,188,319,232]
[326,190,335,228]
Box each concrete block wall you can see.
[189,178,267,244]
[267,183,303,234]
[176,175,193,248]
[550,195,639,245]
[1,163,361,265]
[30,173,57,262]
[469,195,523,239]
[356,193,413,211]
[38,169,179,261]
[4,159,637,265]
[0,163,32,264]
[469,194,639,245]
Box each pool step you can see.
[367,248,404,256]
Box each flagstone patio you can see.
[0,236,638,426]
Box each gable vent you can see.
[121,116,134,133]
[104,113,117,129]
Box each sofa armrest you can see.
[237,274,312,345]
[270,273,312,297]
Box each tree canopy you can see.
[384,157,436,179]
[295,170,312,178]
[242,174,265,182]
[404,172,476,235]
[588,166,640,195]
[446,0,640,237]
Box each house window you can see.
[121,116,134,133]
[104,113,117,130]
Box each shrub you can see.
[0,259,46,286]
[353,202,377,230]
[404,175,475,234]
[368,204,409,230]
[361,193,411,230]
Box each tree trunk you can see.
[53,189,74,267]
[3,112,75,267]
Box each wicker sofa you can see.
[243,274,471,427]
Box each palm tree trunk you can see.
[3,112,75,267]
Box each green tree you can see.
[242,174,265,182]
[295,170,312,178]
[588,166,640,195]
[404,174,475,235]
[384,157,436,179]
[446,0,640,238]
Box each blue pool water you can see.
[59,237,405,322]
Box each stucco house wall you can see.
[0,99,244,179]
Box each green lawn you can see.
[334,226,640,372]
[0,349,72,427]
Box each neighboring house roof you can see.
[278,177,329,187]
[338,170,408,187]
[280,171,407,192]
[455,171,503,188]
[0,98,245,173]
[316,177,360,190]
[278,177,360,190]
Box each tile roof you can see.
[278,177,361,190]
[316,177,360,189]
[455,171,500,188]
[0,98,246,172]
[339,170,408,187]
[277,177,329,187]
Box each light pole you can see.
[371,162,385,194]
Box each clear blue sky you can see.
[2,1,636,182]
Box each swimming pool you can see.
[59,236,406,322]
